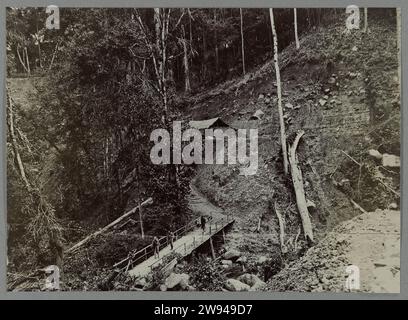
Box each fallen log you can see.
[288,130,314,244]
[350,198,367,214]
[274,202,287,254]
[65,197,153,254]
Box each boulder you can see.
[223,249,241,261]
[237,273,266,290]
[382,154,400,168]
[221,260,233,266]
[225,279,250,292]
[159,284,167,291]
[164,273,190,290]
[389,202,398,210]
[368,149,383,160]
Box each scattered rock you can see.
[382,154,400,168]
[368,149,383,160]
[223,249,241,260]
[258,94,265,100]
[221,259,233,266]
[389,202,398,210]
[225,279,250,291]
[285,103,294,109]
[352,46,358,52]
[160,284,167,291]
[257,256,269,265]
[249,109,265,120]
[237,273,266,290]
[319,99,327,107]
[164,273,190,290]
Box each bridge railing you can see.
[147,215,235,272]
[114,215,220,270]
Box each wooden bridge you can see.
[123,215,234,278]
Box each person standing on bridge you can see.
[152,236,160,258]
[167,230,175,250]
[201,215,206,234]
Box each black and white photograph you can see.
[5,6,401,293]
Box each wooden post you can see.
[209,237,216,260]
[139,201,144,239]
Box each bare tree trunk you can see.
[214,9,219,73]
[363,8,368,33]
[188,9,193,62]
[240,8,246,75]
[24,47,31,75]
[16,47,29,74]
[294,8,300,49]
[66,198,153,254]
[37,42,43,69]
[182,25,191,93]
[288,130,314,244]
[269,8,289,175]
[6,91,31,190]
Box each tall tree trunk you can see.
[182,25,191,93]
[294,8,300,49]
[16,46,29,74]
[269,8,289,175]
[188,9,193,62]
[38,43,43,69]
[240,8,246,75]
[24,47,31,75]
[214,9,219,73]
[363,8,368,33]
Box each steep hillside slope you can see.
[188,19,400,290]
[266,209,400,292]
